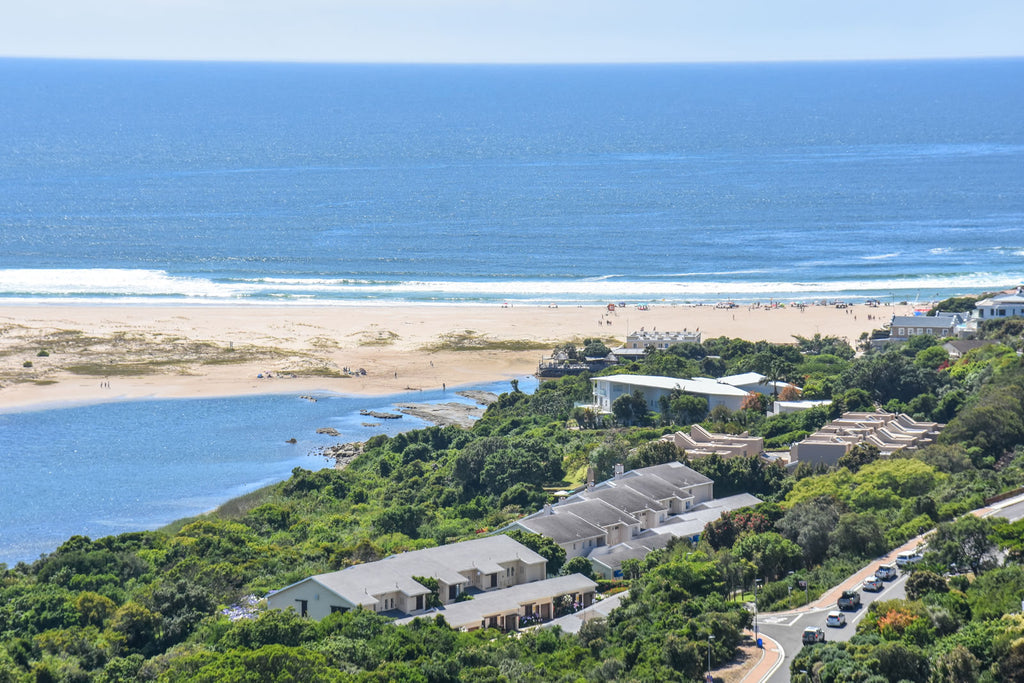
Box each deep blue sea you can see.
[1,58,1022,304]
[1,58,1022,563]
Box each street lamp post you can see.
[753,579,761,641]
[707,634,715,679]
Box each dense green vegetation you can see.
[2,322,1024,681]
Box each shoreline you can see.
[0,301,906,413]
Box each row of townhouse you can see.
[266,535,596,630]
[507,461,760,579]
[660,423,764,458]
[790,411,944,467]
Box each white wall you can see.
[266,581,358,621]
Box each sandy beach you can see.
[0,301,909,412]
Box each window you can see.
[416,595,423,611]
[490,573,498,588]
[449,585,459,600]
[898,327,905,336]
[296,599,308,618]
[330,605,348,614]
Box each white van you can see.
[895,551,923,567]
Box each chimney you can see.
[543,503,553,515]
[614,463,624,479]
[586,466,595,488]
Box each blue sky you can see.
[3,0,1023,63]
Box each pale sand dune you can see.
[0,302,910,411]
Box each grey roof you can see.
[615,472,690,502]
[396,574,598,630]
[542,589,629,634]
[717,372,765,386]
[580,484,668,513]
[977,289,1024,306]
[631,461,713,488]
[285,535,546,607]
[647,493,763,540]
[692,493,764,512]
[557,499,639,529]
[890,314,962,328]
[943,339,994,354]
[593,375,751,398]
[588,535,674,572]
[516,511,606,544]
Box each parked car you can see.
[802,626,826,644]
[862,577,884,592]
[896,551,923,567]
[826,610,847,627]
[838,589,862,610]
[875,563,899,580]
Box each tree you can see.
[928,515,998,575]
[915,345,950,370]
[829,512,886,559]
[939,379,1024,465]
[582,340,611,358]
[841,350,939,404]
[590,437,629,481]
[997,636,1024,683]
[732,532,802,581]
[837,443,881,472]
[501,530,566,575]
[776,497,841,565]
[627,439,679,470]
[930,646,979,683]
[905,570,948,600]
[621,559,642,580]
[561,556,596,581]
[108,602,160,653]
[613,391,649,426]
[841,387,874,412]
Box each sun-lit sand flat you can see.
[0,301,911,411]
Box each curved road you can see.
[757,572,907,682]
[751,491,1024,682]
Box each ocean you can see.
[1,58,1022,562]
[1,58,1022,304]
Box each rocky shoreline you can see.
[314,390,499,467]
[396,390,498,428]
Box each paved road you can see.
[758,572,907,682]
[990,498,1024,523]
[752,491,1024,682]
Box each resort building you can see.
[887,312,965,341]
[660,424,764,458]
[590,374,751,414]
[266,535,549,621]
[790,411,944,466]
[975,288,1024,320]
[610,329,702,361]
[623,329,702,350]
[507,461,760,576]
